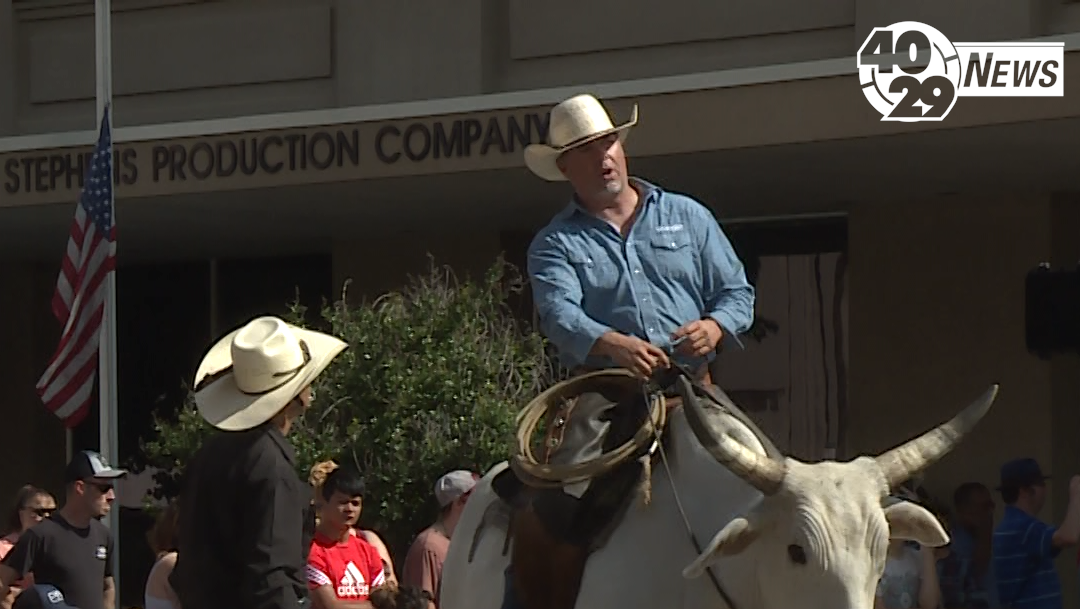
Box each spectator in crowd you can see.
[0,485,56,608]
[307,467,386,609]
[171,316,347,609]
[370,582,433,609]
[875,492,943,609]
[310,460,398,585]
[938,482,998,609]
[402,470,479,608]
[144,500,181,609]
[992,458,1080,609]
[0,451,126,609]
[1,487,56,559]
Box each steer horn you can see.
[681,378,786,495]
[874,384,1000,489]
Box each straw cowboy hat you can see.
[524,94,638,182]
[193,316,347,431]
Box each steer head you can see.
[680,381,999,609]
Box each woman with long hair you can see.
[144,500,181,609]
[0,485,55,609]
[1,486,55,552]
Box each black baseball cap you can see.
[997,458,1049,491]
[64,451,127,483]
[12,585,80,609]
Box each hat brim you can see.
[193,324,347,431]
[524,104,639,182]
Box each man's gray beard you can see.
[579,180,623,208]
[602,180,623,196]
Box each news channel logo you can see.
[857,22,1065,122]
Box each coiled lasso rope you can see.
[509,368,666,489]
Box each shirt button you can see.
[633,268,641,274]
[647,327,655,334]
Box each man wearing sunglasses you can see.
[0,451,127,609]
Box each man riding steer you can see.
[499,93,755,609]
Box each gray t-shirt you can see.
[2,514,113,609]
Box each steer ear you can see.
[682,516,762,579]
[884,501,949,547]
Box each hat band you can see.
[195,339,313,395]
[550,125,621,152]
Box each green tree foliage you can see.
[139,257,556,557]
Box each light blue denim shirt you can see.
[526,178,755,371]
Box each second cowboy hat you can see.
[524,94,638,182]
[193,316,347,431]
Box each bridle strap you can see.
[643,364,745,609]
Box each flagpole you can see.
[95,0,121,598]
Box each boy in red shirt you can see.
[307,468,386,609]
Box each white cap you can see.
[434,470,479,507]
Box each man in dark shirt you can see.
[0,451,127,609]
[171,315,348,609]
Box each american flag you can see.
[36,108,117,428]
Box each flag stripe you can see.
[37,229,112,390]
[39,304,105,403]
[37,233,113,387]
[36,108,116,428]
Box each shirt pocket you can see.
[567,250,619,292]
[648,231,695,281]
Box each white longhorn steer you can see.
[440,379,999,609]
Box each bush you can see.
[139,256,557,558]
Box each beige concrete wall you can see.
[3,0,1078,136]
[0,260,67,502]
[334,0,487,107]
[854,0,1044,43]
[0,0,13,136]
[847,195,1080,606]
[7,0,339,135]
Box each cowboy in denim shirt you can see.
[499,94,755,609]
[525,96,754,379]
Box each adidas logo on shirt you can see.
[337,561,369,598]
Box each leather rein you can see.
[642,363,781,609]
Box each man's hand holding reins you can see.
[672,318,724,357]
[594,332,670,379]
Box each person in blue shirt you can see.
[992,458,1080,609]
[498,94,755,609]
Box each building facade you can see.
[2,0,1080,604]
